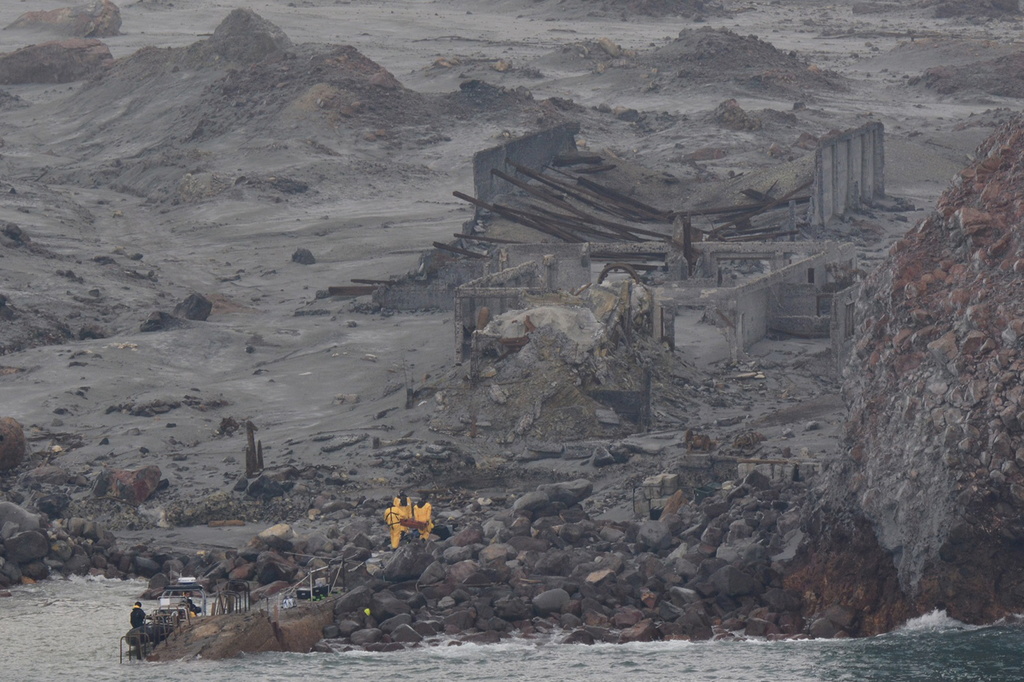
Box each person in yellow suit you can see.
[384,492,412,549]
[412,493,434,540]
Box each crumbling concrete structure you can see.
[373,256,484,311]
[829,281,861,374]
[665,241,858,360]
[454,260,552,365]
[472,122,580,207]
[810,122,884,225]
[362,120,872,370]
[454,243,677,364]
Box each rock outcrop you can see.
[92,465,162,504]
[0,39,112,84]
[146,600,336,661]
[6,0,122,38]
[208,8,292,64]
[797,113,1024,631]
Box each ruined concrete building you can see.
[339,120,880,439]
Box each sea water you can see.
[2,577,1022,682]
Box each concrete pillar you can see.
[834,140,849,219]
[454,295,466,363]
[873,126,885,197]
[865,133,875,202]
[850,137,864,206]
[821,146,834,224]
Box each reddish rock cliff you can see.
[792,114,1024,632]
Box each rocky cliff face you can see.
[808,114,1024,628]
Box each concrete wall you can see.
[472,122,581,207]
[703,242,857,357]
[770,282,819,317]
[655,299,676,350]
[495,244,592,292]
[737,460,821,483]
[374,259,484,311]
[811,122,885,225]
[830,282,861,376]
[454,262,544,362]
[687,241,842,282]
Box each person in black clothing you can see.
[130,601,146,628]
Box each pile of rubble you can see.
[640,28,846,96]
[918,0,1021,19]
[430,280,665,443]
[911,52,1024,98]
[320,473,816,651]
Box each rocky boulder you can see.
[0,39,112,84]
[532,587,570,616]
[0,417,26,471]
[382,542,434,582]
[536,479,593,506]
[246,475,285,501]
[254,523,294,552]
[173,293,213,321]
[209,9,292,64]
[23,465,69,485]
[512,491,549,513]
[618,618,660,643]
[6,0,122,38]
[5,530,49,563]
[709,564,760,597]
[712,98,761,131]
[370,592,412,620]
[636,520,673,552]
[92,465,162,504]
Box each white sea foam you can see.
[895,608,974,633]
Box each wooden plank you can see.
[328,285,377,297]
[573,174,673,220]
[507,161,647,223]
[451,192,580,242]
[455,233,523,244]
[506,162,672,239]
[433,241,489,259]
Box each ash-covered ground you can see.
[0,0,1020,552]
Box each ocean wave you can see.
[894,609,975,633]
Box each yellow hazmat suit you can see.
[385,496,412,548]
[412,502,434,540]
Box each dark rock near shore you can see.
[532,587,570,615]
[383,542,433,582]
[5,530,48,563]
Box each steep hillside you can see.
[791,114,1024,632]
